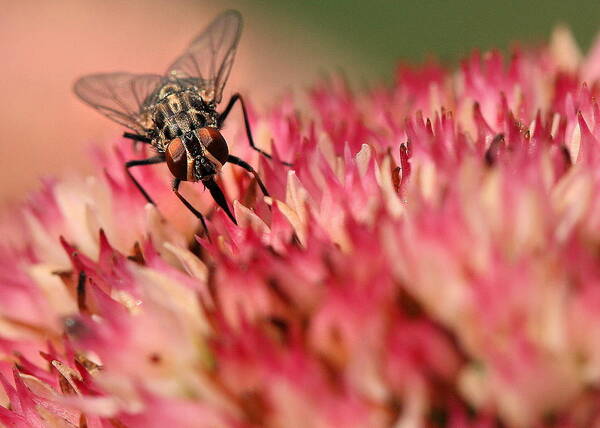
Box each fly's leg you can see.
[125,155,165,205]
[123,132,152,144]
[205,178,237,225]
[218,93,293,166]
[172,178,210,237]
[227,155,269,197]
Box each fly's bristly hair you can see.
[150,80,218,153]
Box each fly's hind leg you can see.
[123,132,152,144]
[218,93,293,166]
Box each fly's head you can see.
[195,156,218,181]
[165,127,229,182]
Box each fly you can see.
[74,10,291,236]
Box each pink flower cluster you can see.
[3,28,600,427]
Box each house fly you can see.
[74,10,291,236]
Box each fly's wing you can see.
[166,10,242,104]
[73,73,163,134]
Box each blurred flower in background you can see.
[4,1,600,427]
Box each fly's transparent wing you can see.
[166,10,242,104]
[73,73,163,133]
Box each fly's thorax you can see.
[155,80,184,100]
[165,127,228,182]
[151,91,217,148]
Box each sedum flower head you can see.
[3,28,600,427]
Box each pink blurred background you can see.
[0,1,358,204]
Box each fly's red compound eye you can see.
[166,137,195,181]
[198,127,229,167]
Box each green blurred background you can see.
[262,0,600,79]
[2,0,600,202]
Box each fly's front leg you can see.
[227,154,269,197]
[205,178,237,225]
[125,154,165,205]
[172,178,210,238]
